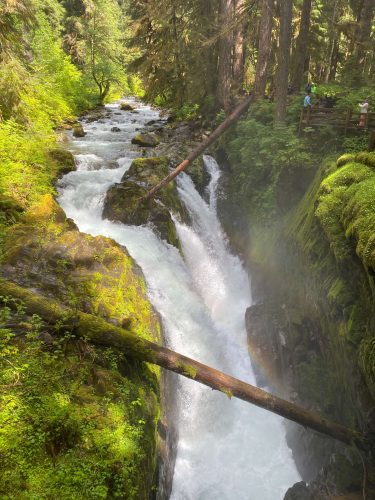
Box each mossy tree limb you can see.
[0,278,366,449]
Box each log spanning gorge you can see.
[57,98,300,499]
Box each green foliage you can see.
[64,0,131,104]
[222,103,317,222]
[127,0,219,111]
[0,120,56,209]
[30,13,88,117]
[174,103,201,121]
[0,299,159,499]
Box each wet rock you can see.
[84,110,105,123]
[131,133,160,148]
[107,160,120,169]
[111,126,121,132]
[120,102,135,111]
[284,482,313,500]
[103,181,180,248]
[122,157,184,214]
[73,123,86,138]
[48,148,76,176]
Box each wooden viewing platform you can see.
[299,107,375,135]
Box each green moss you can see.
[131,133,160,148]
[354,152,375,170]
[176,362,197,379]
[0,194,163,498]
[336,153,355,168]
[48,149,76,176]
[316,158,375,270]
[220,387,233,400]
[0,313,159,500]
[359,338,375,398]
[123,156,183,215]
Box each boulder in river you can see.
[122,157,183,214]
[73,123,86,138]
[84,110,105,123]
[103,156,184,248]
[120,102,135,111]
[103,181,180,248]
[131,132,160,148]
[111,126,121,132]
[48,148,76,176]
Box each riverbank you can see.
[0,102,165,498]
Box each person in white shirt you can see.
[359,98,369,127]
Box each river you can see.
[57,98,300,499]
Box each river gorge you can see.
[57,98,301,499]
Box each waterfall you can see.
[57,98,300,499]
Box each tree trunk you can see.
[291,0,312,91]
[275,0,293,122]
[353,0,375,72]
[0,278,366,450]
[141,94,253,203]
[324,0,340,83]
[326,35,340,82]
[217,0,234,114]
[232,0,248,96]
[253,0,274,99]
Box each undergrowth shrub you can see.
[0,298,158,499]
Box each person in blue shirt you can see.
[304,91,312,108]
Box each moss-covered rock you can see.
[0,194,163,499]
[103,181,180,249]
[102,156,183,248]
[48,148,76,176]
[122,156,183,214]
[3,195,161,341]
[72,123,86,138]
[131,133,160,148]
[316,155,375,270]
[120,102,135,111]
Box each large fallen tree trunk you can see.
[140,94,253,203]
[0,279,366,449]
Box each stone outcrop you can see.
[120,102,135,111]
[131,132,160,147]
[72,122,86,137]
[48,148,76,176]
[103,157,182,248]
[217,148,375,498]
[0,193,163,499]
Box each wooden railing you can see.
[299,107,375,134]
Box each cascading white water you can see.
[57,98,300,499]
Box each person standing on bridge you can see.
[304,91,312,108]
[359,98,369,127]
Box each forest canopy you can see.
[0,0,374,125]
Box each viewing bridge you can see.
[299,107,375,137]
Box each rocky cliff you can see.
[217,148,375,498]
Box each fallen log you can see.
[0,279,366,449]
[140,94,253,203]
